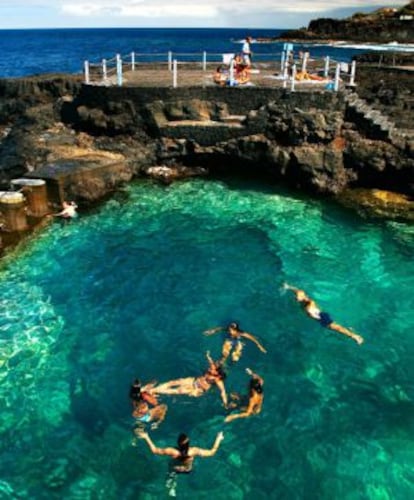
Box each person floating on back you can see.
[283,283,364,345]
[150,351,228,407]
[203,322,266,363]
[225,368,264,423]
[136,430,224,496]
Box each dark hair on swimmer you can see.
[177,433,190,456]
[133,379,141,386]
[250,377,263,395]
[228,322,240,331]
[216,364,227,380]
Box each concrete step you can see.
[221,115,246,125]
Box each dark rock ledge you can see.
[0,68,413,254]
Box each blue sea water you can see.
[0,177,413,499]
[0,27,379,79]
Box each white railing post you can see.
[84,60,90,84]
[168,51,173,71]
[116,54,123,86]
[173,59,178,87]
[229,59,235,86]
[280,51,286,74]
[334,63,340,92]
[349,60,356,86]
[301,52,308,74]
[102,59,107,81]
[202,51,207,71]
[282,58,289,88]
[324,56,330,78]
[290,65,296,92]
[131,51,135,71]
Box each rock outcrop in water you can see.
[0,71,413,222]
[279,1,414,43]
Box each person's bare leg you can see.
[150,404,168,429]
[152,378,194,394]
[329,323,364,344]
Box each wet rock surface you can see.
[337,188,414,221]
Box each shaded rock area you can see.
[0,75,156,204]
[279,2,414,43]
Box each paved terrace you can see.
[89,61,341,91]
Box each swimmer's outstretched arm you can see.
[136,430,179,457]
[283,282,299,292]
[206,350,215,366]
[203,326,224,336]
[246,367,264,385]
[240,332,267,353]
[191,432,224,457]
[225,394,258,423]
[283,283,311,302]
[225,406,254,423]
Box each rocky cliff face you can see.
[281,1,414,42]
[0,72,413,217]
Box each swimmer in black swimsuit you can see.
[284,283,364,345]
[203,322,267,363]
[137,430,224,495]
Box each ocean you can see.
[0,28,414,500]
[1,27,413,79]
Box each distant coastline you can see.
[269,2,414,44]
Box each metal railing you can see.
[83,48,356,91]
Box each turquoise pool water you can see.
[0,178,413,499]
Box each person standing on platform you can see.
[242,36,252,67]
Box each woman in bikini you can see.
[283,283,364,345]
[136,430,224,496]
[225,368,264,423]
[150,351,228,407]
[129,378,167,429]
[203,322,267,363]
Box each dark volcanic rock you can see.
[0,67,413,210]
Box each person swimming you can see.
[136,430,224,496]
[129,378,167,429]
[225,368,264,423]
[283,283,364,345]
[203,322,267,363]
[150,351,228,407]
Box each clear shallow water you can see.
[0,178,413,499]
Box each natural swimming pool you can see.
[0,178,413,499]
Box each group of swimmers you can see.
[131,283,364,495]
